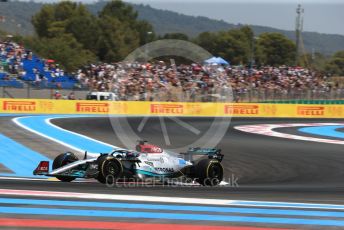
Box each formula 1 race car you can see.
[33,141,224,186]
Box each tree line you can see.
[11,0,343,75]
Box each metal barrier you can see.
[233,88,344,103]
[0,83,343,103]
[1,84,89,100]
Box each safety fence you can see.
[234,88,344,103]
[0,83,343,102]
[0,99,343,118]
[260,100,344,104]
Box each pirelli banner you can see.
[0,99,343,118]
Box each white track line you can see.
[13,116,87,154]
[0,177,53,181]
[0,189,232,205]
[13,116,117,157]
[46,117,118,150]
[2,188,344,210]
[0,177,95,183]
[234,123,344,145]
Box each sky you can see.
[17,0,344,35]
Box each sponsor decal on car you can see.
[147,157,165,164]
[147,158,161,162]
[154,167,174,173]
[144,161,154,167]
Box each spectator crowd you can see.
[1,40,343,102]
[76,61,342,102]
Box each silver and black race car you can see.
[33,141,224,186]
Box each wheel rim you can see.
[209,164,222,180]
[107,162,118,175]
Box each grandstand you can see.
[0,41,79,91]
[21,55,78,89]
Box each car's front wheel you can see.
[194,159,223,186]
[97,155,123,184]
[52,152,79,182]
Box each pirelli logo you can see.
[297,106,324,116]
[3,101,36,112]
[224,105,259,115]
[151,104,184,114]
[76,102,109,113]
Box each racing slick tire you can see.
[194,159,223,186]
[97,155,123,184]
[52,152,79,182]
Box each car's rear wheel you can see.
[97,155,123,184]
[194,159,223,186]
[52,152,79,182]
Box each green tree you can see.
[96,0,155,61]
[65,11,99,53]
[196,31,219,55]
[196,26,254,65]
[163,33,189,41]
[255,32,296,66]
[136,20,155,45]
[32,2,99,50]
[30,0,155,64]
[26,35,96,72]
[99,0,138,23]
[325,51,344,76]
[32,2,77,38]
[0,29,9,42]
[221,27,253,64]
[31,2,99,68]
[96,15,139,62]
[31,4,54,38]
[298,52,328,72]
[99,0,154,45]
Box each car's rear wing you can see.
[181,147,223,162]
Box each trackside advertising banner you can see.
[0,99,343,118]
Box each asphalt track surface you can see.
[1,116,344,229]
[1,117,344,201]
[47,117,344,202]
